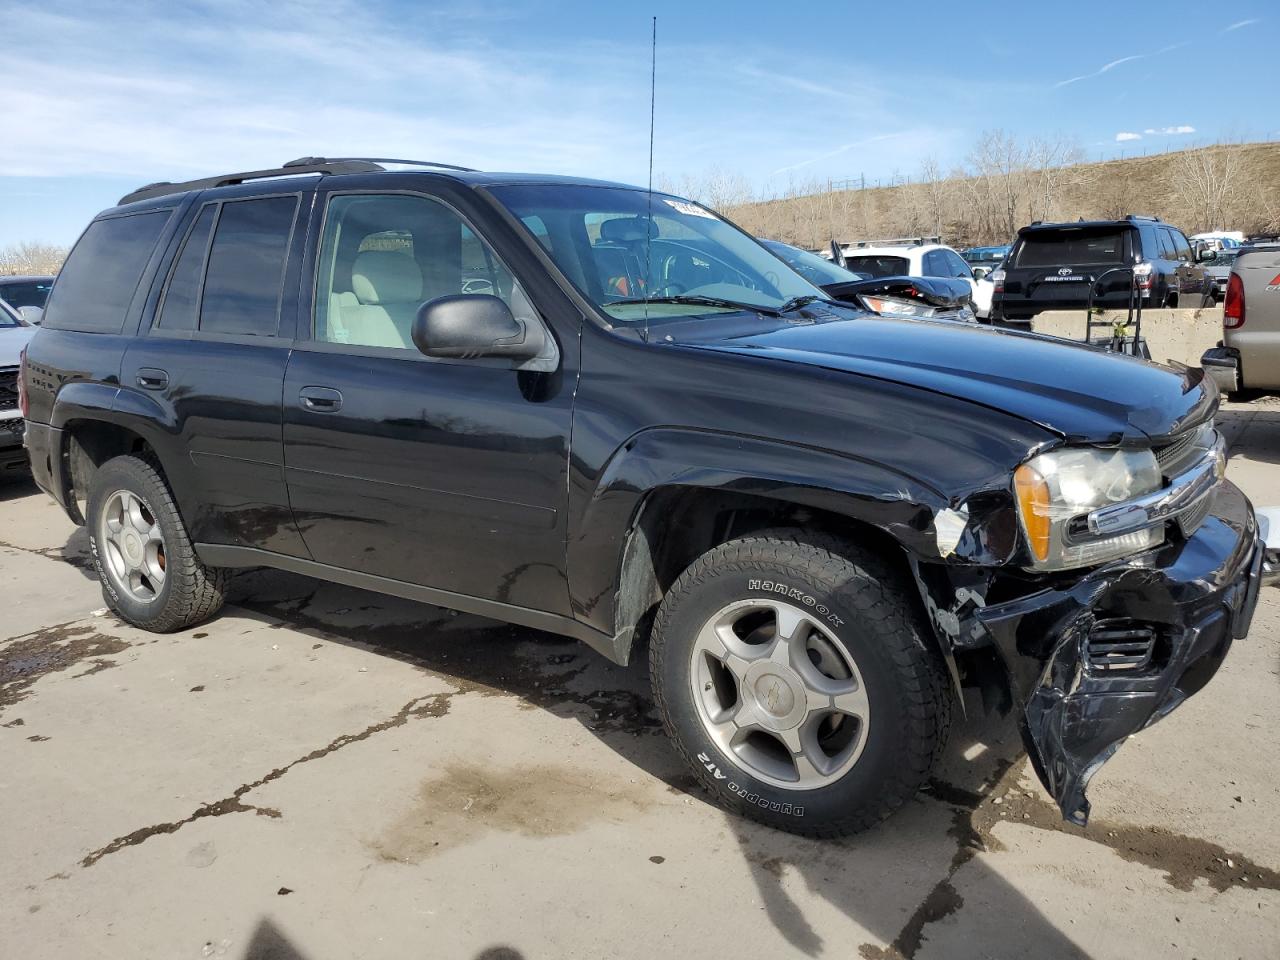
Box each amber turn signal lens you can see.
[1014,462,1052,562]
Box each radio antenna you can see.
[643,15,656,343]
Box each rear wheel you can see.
[650,531,951,836]
[87,455,226,632]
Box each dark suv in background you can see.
[18,158,1265,837]
[993,215,1208,323]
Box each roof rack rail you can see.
[1126,214,1161,222]
[841,235,942,249]
[283,156,477,173]
[118,159,387,206]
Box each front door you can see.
[282,189,574,614]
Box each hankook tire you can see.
[87,455,227,632]
[650,531,951,837]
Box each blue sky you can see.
[1,0,1275,247]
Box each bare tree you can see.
[1026,136,1086,226]
[0,242,68,276]
[1169,145,1242,231]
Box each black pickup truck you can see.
[18,158,1265,836]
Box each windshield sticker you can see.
[663,198,716,219]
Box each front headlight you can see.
[859,294,940,318]
[1013,446,1164,570]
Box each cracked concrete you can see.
[1,398,1278,959]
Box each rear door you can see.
[281,183,575,614]
[121,186,311,556]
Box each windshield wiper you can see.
[775,295,835,314]
[606,295,783,317]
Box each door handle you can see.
[136,368,169,390]
[299,386,343,412]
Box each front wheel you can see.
[650,532,951,837]
[87,455,227,632]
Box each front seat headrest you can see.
[599,216,658,243]
[351,250,423,304]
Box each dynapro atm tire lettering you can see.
[698,752,805,817]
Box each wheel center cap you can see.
[123,532,142,563]
[755,673,796,717]
[742,661,807,729]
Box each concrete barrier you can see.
[1030,306,1223,369]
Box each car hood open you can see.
[681,315,1214,443]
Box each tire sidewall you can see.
[655,549,933,830]
[87,459,176,625]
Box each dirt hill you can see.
[724,141,1280,250]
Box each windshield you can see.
[843,254,909,279]
[760,240,870,286]
[0,279,54,309]
[487,184,826,323]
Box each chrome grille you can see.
[1153,422,1213,477]
[0,366,17,413]
[1178,495,1213,536]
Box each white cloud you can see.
[1223,18,1259,32]
[1142,125,1196,135]
[1054,41,1188,88]
[1115,132,1142,142]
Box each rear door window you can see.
[198,196,299,336]
[41,211,171,333]
[1158,228,1178,260]
[1015,231,1126,267]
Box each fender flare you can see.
[50,381,189,520]
[568,427,956,663]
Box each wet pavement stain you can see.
[371,761,656,863]
[1,622,130,711]
[80,692,452,868]
[861,760,1280,960]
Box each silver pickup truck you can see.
[1202,242,1280,393]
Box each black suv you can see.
[993,215,1209,322]
[19,159,1264,836]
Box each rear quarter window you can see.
[41,211,172,333]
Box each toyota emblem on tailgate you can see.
[1058,267,1073,276]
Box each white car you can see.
[1,301,36,474]
[836,239,994,319]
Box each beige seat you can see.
[332,250,424,348]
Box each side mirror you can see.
[972,266,990,281]
[1195,245,1214,262]
[412,294,544,361]
[17,306,43,325]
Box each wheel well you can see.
[62,420,154,522]
[612,486,914,663]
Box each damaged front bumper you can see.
[943,480,1264,825]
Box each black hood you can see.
[681,314,1215,443]
[822,275,970,309]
